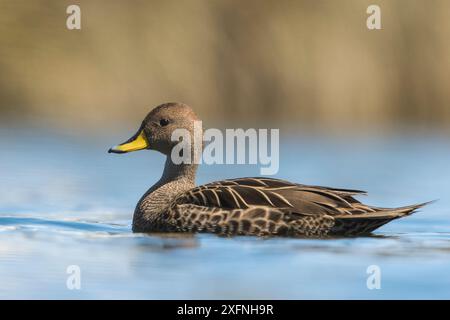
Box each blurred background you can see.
[1,0,450,133]
[1,0,450,299]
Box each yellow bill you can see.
[108,129,149,154]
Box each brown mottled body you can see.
[134,177,425,237]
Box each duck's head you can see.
[108,102,199,156]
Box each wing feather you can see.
[174,177,374,217]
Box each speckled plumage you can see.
[110,102,428,238]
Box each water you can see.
[1,127,449,299]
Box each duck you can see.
[108,102,428,237]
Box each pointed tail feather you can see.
[371,200,435,217]
[330,201,433,236]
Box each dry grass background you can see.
[1,0,449,133]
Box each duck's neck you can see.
[159,156,198,184]
[132,157,197,231]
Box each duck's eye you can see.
[159,119,170,127]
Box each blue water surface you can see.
[0,127,449,299]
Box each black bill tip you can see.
[108,147,126,154]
